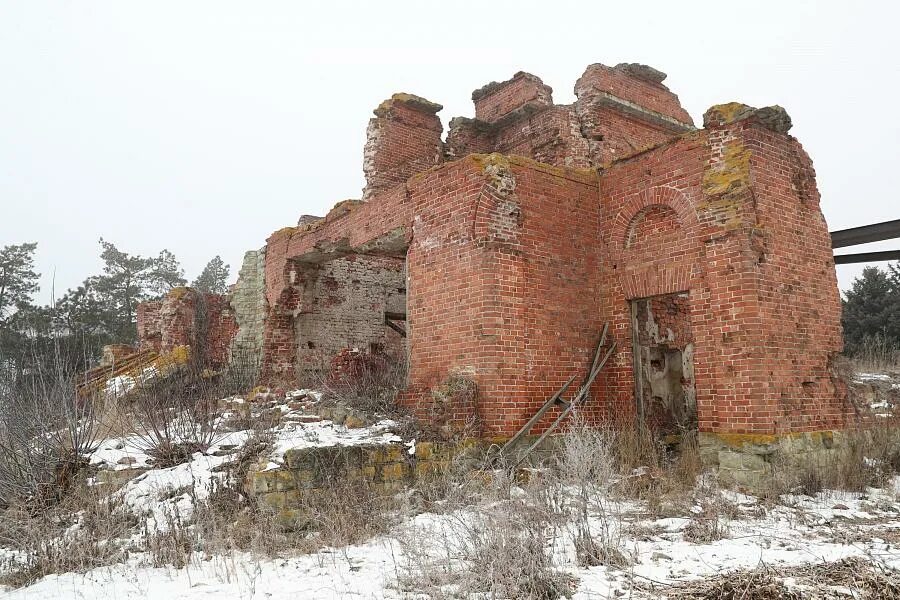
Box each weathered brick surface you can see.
[574,63,694,126]
[228,247,267,359]
[472,71,553,124]
[403,155,603,434]
[145,61,848,442]
[293,254,405,380]
[135,287,238,368]
[362,94,443,199]
[596,116,849,435]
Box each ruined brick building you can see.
[136,62,850,478]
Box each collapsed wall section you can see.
[135,287,238,368]
[446,63,694,171]
[229,247,268,361]
[293,254,406,380]
[362,94,444,200]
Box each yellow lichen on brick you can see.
[380,462,407,482]
[703,430,837,449]
[706,102,753,126]
[702,141,751,197]
[700,139,752,228]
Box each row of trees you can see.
[0,240,230,379]
[841,263,900,357]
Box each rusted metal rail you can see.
[831,219,900,264]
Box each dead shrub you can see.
[549,416,630,568]
[0,480,138,587]
[682,475,735,543]
[642,556,900,599]
[321,350,408,418]
[762,426,900,501]
[398,499,575,600]
[120,357,256,468]
[0,353,105,511]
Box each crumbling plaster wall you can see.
[229,247,268,360]
[293,254,406,381]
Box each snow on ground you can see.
[265,418,401,471]
[855,372,895,382]
[4,478,900,599]
[3,388,900,598]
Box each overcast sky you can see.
[1,1,897,302]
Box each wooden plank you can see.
[384,317,407,337]
[499,374,577,456]
[510,341,617,468]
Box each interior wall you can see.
[293,254,406,381]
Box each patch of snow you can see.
[855,372,893,382]
[265,419,401,470]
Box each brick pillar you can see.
[362,93,444,199]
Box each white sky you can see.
[1,0,897,302]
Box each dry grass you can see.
[761,425,900,502]
[0,479,138,587]
[850,335,900,373]
[640,557,900,599]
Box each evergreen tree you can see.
[89,239,186,343]
[192,256,230,294]
[841,264,900,353]
[0,243,40,379]
[0,242,39,328]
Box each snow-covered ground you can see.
[4,479,900,599]
[2,389,900,598]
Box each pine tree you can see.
[841,264,900,353]
[0,242,39,327]
[192,256,230,294]
[89,239,186,343]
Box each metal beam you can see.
[830,219,900,249]
[833,250,900,265]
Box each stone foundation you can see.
[699,428,900,488]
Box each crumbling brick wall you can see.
[221,61,848,445]
[362,94,443,200]
[135,287,238,368]
[229,247,268,360]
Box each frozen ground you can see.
[2,390,900,599]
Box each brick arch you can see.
[624,203,681,250]
[611,186,698,255]
[608,186,702,300]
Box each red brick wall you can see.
[136,300,162,352]
[362,95,443,199]
[575,63,693,125]
[741,125,848,433]
[596,121,848,436]
[579,106,682,163]
[135,289,238,368]
[264,184,413,308]
[492,105,592,168]
[404,155,603,435]
[472,72,553,123]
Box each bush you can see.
[120,356,258,467]
[0,354,104,510]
